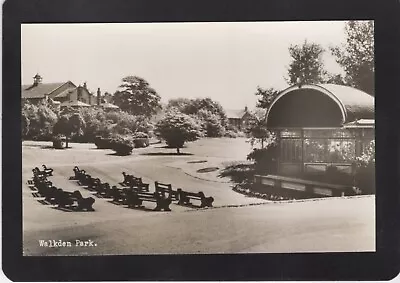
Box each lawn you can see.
[22,137,375,255]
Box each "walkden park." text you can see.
[38,239,97,247]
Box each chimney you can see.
[33,73,42,86]
[244,106,248,112]
[97,88,101,106]
[83,82,87,89]
[77,85,83,101]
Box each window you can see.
[280,139,302,162]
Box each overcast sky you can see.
[22,21,348,109]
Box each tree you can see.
[254,86,280,110]
[22,113,30,138]
[330,21,374,95]
[22,103,58,140]
[112,76,162,117]
[286,40,327,85]
[53,113,86,148]
[196,109,225,137]
[167,97,228,129]
[155,111,202,154]
[166,98,192,112]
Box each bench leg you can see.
[201,197,214,208]
[155,199,171,211]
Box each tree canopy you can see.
[286,40,327,85]
[112,76,162,117]
[254,86,280,110]
[330,21,374,95]
[155,110,202,154]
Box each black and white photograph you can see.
[21,21,375,256]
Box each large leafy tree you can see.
[53,113,86,148]
[155,111,202,154]
[112,76,162,117]
[22,103,58,140]
[254,86,280,110]
[330,21,374,95]
[167,97,228,128]
[286,40,327,85]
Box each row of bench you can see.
[72,167,214,211]
[29,166,95,211]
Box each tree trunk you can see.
[66,136,69,148]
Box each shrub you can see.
[110,135,134,155]
[219,162,255,184]
[224,130,238,138]
[52,135,65,149]
[94,136,113,149]
[354,140,375,194]
[247,143,279,174]
[132,132,150,148]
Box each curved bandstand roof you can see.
[266,84,374,128]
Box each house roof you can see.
[101,102,120,109]
[53,87,76,98]
[226,109,247,119]
[266,84,374,127]
[60,100,91,107]
[22,82,68,99]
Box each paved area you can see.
[22,138,375,255]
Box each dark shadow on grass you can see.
[154,145,187,149]
[123,205,156,212]
[197,167,219,173]
[187,160,207,164]
[50,206,95,212]
[140,152,193,156]
[106,152,133,156]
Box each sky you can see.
[21,21,348,110]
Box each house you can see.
[22,74,77,105]
[21,74,119,111]
[226,106,253,130]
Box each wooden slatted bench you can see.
[155,181,179,201]
[55,190,95,211]
[254,174,359,197]
[42,164,54,176]
[177,189,214,208]
[126,191,171,211]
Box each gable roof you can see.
[22,81,76,99]
[101,102,120,109]
[226,109,247,119]
[60,100,91,107]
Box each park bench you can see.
[177,189,214,208]
[125,191,172,211]
[111,186,129,203]
[33,166,52,177]
[93,182,115,198]
[77,173,94,187]
[155,181,179,201]
[55,189,95,210]
[42,164,54,176]
[72,166,85,180]
[121,172,135,186]
[32,168,46,178]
